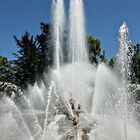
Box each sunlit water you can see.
[51,0,65,70]
[0,0,140,140]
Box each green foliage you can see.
[13,32,37,88]
[100,50,107,63]
[13,23,51,89]
[87,35,107,64]
[108,58,116,68]
[131,44,140,84]
[0,56,15,83]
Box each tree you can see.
[13,32,38,88]
[108,58,116,68]
[13,23,51,89]
[131,44,140,84]
[0,56,15,83]
[87,35,107,64]
[35,23,52,75]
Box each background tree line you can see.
[0,22,140,91]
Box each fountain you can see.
[0,0,140,140]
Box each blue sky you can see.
[0,0,140,60]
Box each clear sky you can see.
[0,0,140,60]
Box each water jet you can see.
[0,0,140,140]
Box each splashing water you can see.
[0,1,140,140]
[91,23,139,140]
[41,81,57,140]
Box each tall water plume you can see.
[68,0,88,62]
[117,22,134,140]
[51,0,65,71]
[118,22,133,84]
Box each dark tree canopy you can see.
[108,58,116,68]
[131,44,140,84]
[0,56,15,83]
[13,23,51,89]
[87,35,107,64]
